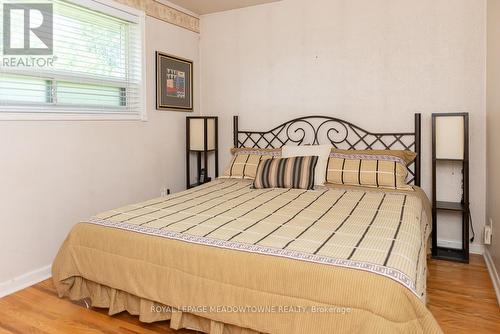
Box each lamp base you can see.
[189,177,212,189]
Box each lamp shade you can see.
[188,117,216,151]
[435,116,464,160]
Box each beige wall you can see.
[0,16,199,286]
[487,0,500,277]
[0,0,492,295]
[200,0,487,249]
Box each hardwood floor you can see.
[0,280,194,334]
[0,254,498,333]
[427,254,500,333]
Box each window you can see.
[0,0,145,120]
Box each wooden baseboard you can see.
[0,265,52,298]
[484,249,500,306]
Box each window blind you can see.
[0,0,144,118]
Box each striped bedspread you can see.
[89,179,429,300]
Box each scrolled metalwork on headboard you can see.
[233,114,421,186]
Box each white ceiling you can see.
[165,0,282,15]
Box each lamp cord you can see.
[469,210,475,243]
[461,167,475,243]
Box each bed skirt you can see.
[57,276,261,334]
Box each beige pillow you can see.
[325,151,413,190]
[331,148,417,166]
[221,147,281,180]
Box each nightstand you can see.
[431,113,469,263]
[186,116,218,189]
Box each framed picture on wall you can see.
[156,52,193,111]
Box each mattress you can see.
[52,179,441,334]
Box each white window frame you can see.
[0,0,147,121]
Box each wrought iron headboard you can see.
[233,114,421,186]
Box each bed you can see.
[52,114,442,334]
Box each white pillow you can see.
[282,145,332,186]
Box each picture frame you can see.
[156,51,193,111]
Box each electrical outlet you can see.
[160,186,170,197]
[484,225,492,245]
[484,218,493,245]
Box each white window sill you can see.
[0,111,147,121]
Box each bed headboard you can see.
[233,113,421,186]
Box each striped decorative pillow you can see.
[325,152,412,190]
[221,148,282,180]
[253,156,318,190]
